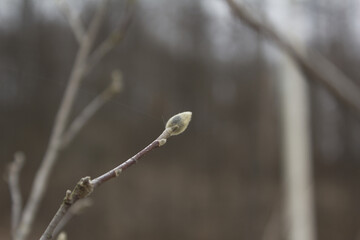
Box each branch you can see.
[8,152,25,238]
[40,112,192,240]
[53,199,93,237]
[56,0,85,44]
[85,3,134,75]
[84,0,109,52]
[16,35,92,240]
[60,70,123,148]
[16,2,111,239]
[225,0,360,115]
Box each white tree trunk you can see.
[279,53,316,240]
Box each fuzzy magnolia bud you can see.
[165,111,192,136]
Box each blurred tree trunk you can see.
[279,2,316,240]
[279,53,316,240]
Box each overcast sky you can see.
[1,0,359,60]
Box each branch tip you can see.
[165,111,192,136]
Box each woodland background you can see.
[1,0,360,239]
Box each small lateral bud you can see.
[63,190,72,205]
[165,111,192,136]
[158,138,167,146]
[115,168,122,176]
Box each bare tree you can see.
[7,1,133,239]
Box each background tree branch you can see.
[225,0,360,116]
[84,0,109,52]
[8,152,25,239]
[56,0,85,44]
[14,1,131,240]
[60,71,123,149]
[85,4,134,75]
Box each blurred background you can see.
[1,0,360,239]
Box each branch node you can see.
[63,190,72,205]
[71,177,93,201]
[115,169,122,177]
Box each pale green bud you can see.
[165,111,192,136]
[158,138,167,146]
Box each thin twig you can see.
[60,71,123,148]
[8,152,25,238]
[16,2,110,239]
[40,112,192,240]
[85,0,109,52]
[56,0,85,44]
[90,134,166,188]
[85,4,134,75]
[41,133,163,240]
[225,0,360,115]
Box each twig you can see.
[16,2,111,239]
[8,152,25,238]
[60,71,123,148]
[56,0,85,44]
[85,3,134,75]
[40,112,192,240]
[90,134,165,188]
[225,0,360,115]
[84,0,109,52]
[53,199,93,237]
